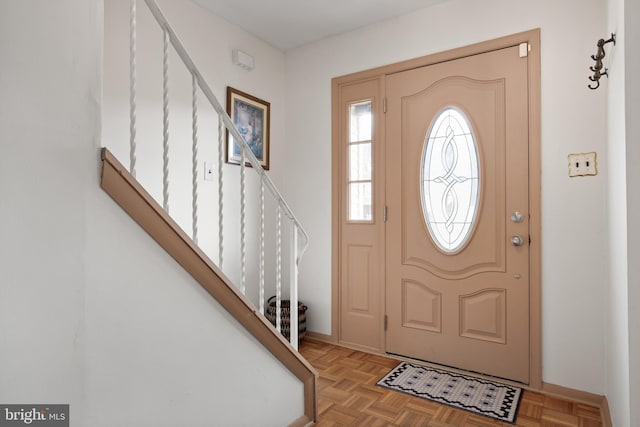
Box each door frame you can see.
[331,29,541,388]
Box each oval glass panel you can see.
[421,107,480,253]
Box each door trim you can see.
[331,29,541,388]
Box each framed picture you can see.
[226,87,270,170]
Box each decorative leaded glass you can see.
[421,108,480,253]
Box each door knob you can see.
[511,234,525,246]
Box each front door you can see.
[385,45,530,383]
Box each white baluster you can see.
[130,3,314,349]
[191,73,199,244]
[140,0,311,299]
[129,0,137,178]
[276,205,282,333]
[290,222,299,349]
[259,181,265,315]
[162,28,170,213]
[240,148,246,294]
[217,114,224,268]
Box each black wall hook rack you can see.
[589,33,616,90]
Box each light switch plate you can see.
[568,152,597,177]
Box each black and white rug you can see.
[376,362,522,423]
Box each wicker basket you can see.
[265,296,308,344]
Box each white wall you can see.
[0,1,305,425]
[285,0,609,393]
[623,0,640,422]
[84,184,303,426]
[0,0,102,420]
[605,0,630,424]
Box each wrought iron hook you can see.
[588,33,615,90]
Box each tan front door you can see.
[385,45,530,383]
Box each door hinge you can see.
[384,314,388,331]
[383,97,387,113]
[519,42,531,58]
[383,206,388,222]
[529,235,532,245]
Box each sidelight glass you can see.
[350,102,372,142]
[349,143,372,181]
[348,101,373,221]
[421,107,480,252]
[349,182,372,222]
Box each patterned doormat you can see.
[376,362,522,423]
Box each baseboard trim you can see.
[305,333,387,357]
[541,382,602,406]
[288,415,314,427]
[542,382,611,426]
[304,331,335,343]
[600,395,612,427]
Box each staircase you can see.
[100,0,316,425]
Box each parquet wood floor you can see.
[299,340,603,427]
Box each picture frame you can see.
[226,87,270,170]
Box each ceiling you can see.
[193,0,448,51]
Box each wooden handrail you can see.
[100,148,317,426]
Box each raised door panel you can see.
[347,245,372,313]
[401,77,506,279]
[402,280,442,333]
[460,289,506,344]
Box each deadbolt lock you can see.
[511,212,524,223]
